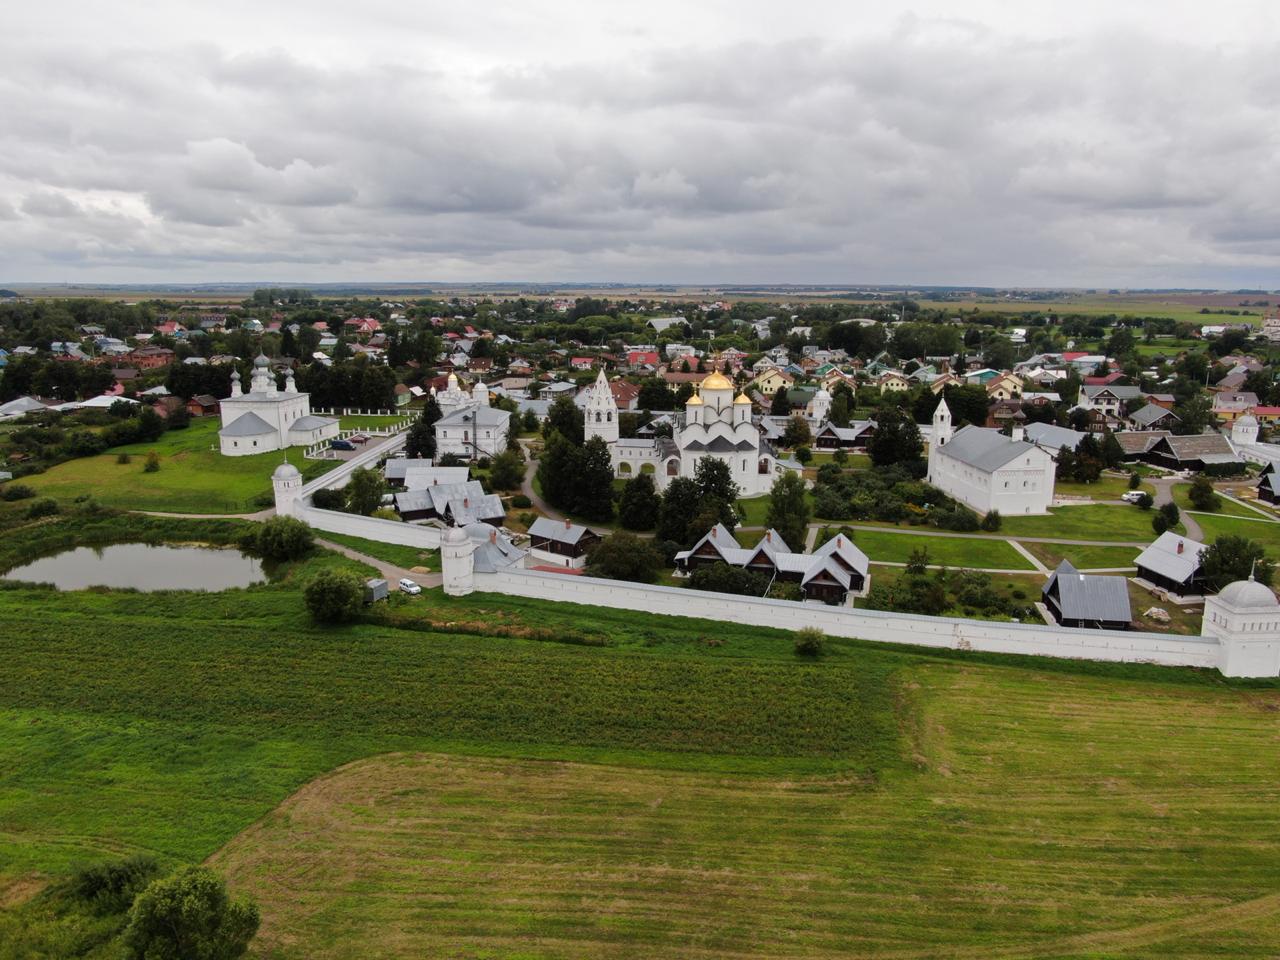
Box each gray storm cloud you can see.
[0,8,1278,285]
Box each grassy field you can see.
[313,531,439,570]
[1172,484,1267,519]
[835,527,1034,570]
[337,414,407,431]
[7,513,1280,957]
[1128,579,1206,635]
[22,418,338,513]
[1193,512,1280,552]
[209,680,1280,960]
[1055,475,1152,501]
[1020,541,1140,571]
[999,504,1170,541]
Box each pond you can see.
[2,543,266,592]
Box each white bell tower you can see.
[1202,575,1280,677]
[933,398,953,447]
[809,387,831,424]
[584,369,619,444]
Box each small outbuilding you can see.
[528,517,602,569]
[1042,560,1132,630]
[1135,531,1208,597]
[364,578,389,603]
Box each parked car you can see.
[330,438,355,451]
[398,577,422,595]
[1121,491,1146,504]
[349,434,370,445]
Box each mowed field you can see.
[212,662,1280,960]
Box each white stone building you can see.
[218,355,338,456]
[1202,575,1280,677]
[585,369,800,496]
[927,400,1056,515]
[428,372,513,460]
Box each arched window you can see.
[618,462,632,475]
[666,459,679,476]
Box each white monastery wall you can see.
[295,505,442,549]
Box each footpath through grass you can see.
[22,418,338,513]
[832,526,1034,569]
[999,503,1171,541]
[315,531,439,570]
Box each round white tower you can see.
[733,391,752,425]
[441,524,477,597]
[1232,414,1259,448]
[472,379,490,406]
[1202,575,1280,677]
[272,459,303,516]
[229,370,243,398]
[584,369,619,444]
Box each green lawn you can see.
[999,504,1172,542]
[313,531,439,571]
[1173,483,1267,519]
[1020,541,1140,571]
[337,414,408,431]
[1193,512,1280,552]
[835,527,1034,570]
[22,418,339,513]
[1055,474,1152,500]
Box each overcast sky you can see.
[4,1,1279,286]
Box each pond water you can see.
[2,543,266,591]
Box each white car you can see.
[1121,491,1146,504]
[398,578,422,595]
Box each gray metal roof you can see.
[1044,560,1132,622]
[384,458,435,481]
[288,415,336,433]
[218,412,275,437]
[1083,384,1144,400]
[937,425,1042,472]
[447,493,505,526]
[1024,422,1085,453]
[528,516,597,546]
[1135,531,1206,583]
[437,405,512,428]
[1130,404,1178,427]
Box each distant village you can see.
[4,290,1280,638]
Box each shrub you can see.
[584,531,665,583]
[70,855,162,916]
[26,497,59,518]
[1188,476,1221,512]
[117,452,132,465]
[1,483,36,501]
[832,448,848,465]
[794,626,825,657]
[1128,472,1141,490]
[143,452,160,473]
[122,865,259,960]
[511,494,532,508]
[477,456,492,469]
[1136,492,1154,509]
[980,509,1002,532]
[303,569,365,624]
[796,446,812,464]
[310,487,346,510]
[688,562,769,597]
[905,546,930,575]
[371,507,400,521]
[252,515,314,561]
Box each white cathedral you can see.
[584,369,801,496]
[218,354,339,456]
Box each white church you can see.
[926,399,1056,515]
[218,355,339,456]
[432,372,512,460]
[583,369,801,496]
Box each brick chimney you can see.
[564,518,571,529]
[1177,540,1184,554]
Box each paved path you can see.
[136,509,275,521]
[314,537,443,589]
[736,521,1150,548]
[1007,539,1050,574]
[519,447,565,521]
[1150,477,1202,541]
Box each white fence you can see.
[476,568,1221,671]
[296,505,442,549]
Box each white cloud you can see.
[1,2,1278,284]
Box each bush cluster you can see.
[811,462,978,531]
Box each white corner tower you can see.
[272,458,303,517]
[441,524,477,597]
[584,369,619,444]
[1232,414,1259,448]
[809,386,832,424]
[1202,575,1280,677]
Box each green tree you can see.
[1173,392,1213,435]
[122,866,259,960]
[688,561,769,596]
[544,394,584,445]
[585,532,664,582]
[980,509,1002,532]
[488,450,525,491]
[575,436,616,521]
[693,457,740,532]
[303,569,365,624]
[867,406,922,467]
[781,415,811,449]
[905,546,930,575]
[252,515,314,561]
[1200,535,1274,591]
[765,472,810,550]
[618,473,660,530]
[535,429,582,511]
[344,467,386,516]
[657,476,702,544]
[404,395,440,459]
[830,392,851,428]
[1188,476,1220,512]
[770,388,791,416]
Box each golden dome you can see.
[700,370,733,390]
[734,392,752,405]
[686,392,704,405]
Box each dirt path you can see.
[313,537,442,589]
